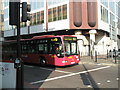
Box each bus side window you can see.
[21,41,28,54]
[49,43,55,54]
[27,40,35,53]
[22,45,27,54]
[44,44,48,54]
[38,44,44,53]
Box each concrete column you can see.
[74,31,82,56]
[44,0,48,32]
[89,30,97,57]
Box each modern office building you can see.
[0,0,4,42]
[118,1,120,49]
[0,0,4,32]
[3,0,120,56]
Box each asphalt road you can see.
[24,63,119,90]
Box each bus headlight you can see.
[76,56,79,58]
[77,59,80,61]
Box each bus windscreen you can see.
[64,37,79,56]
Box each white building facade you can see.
[3,0,120,56]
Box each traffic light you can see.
[9,1,19,25]
[22,2,31,22]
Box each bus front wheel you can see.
[39,57,46,66]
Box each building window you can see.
[116,4,118,17]
[4,0,9,7]
[49,4,67,22]
[100,0,108,8]
[58,6,62,20]
[30,10,44,26]
[37,12,40,24]
[109,2,115,13]
[48,8,53,22]
[62,4,67,19]
[33,13,37,24]
[118,5,120,18]
[30,0,44,11]
[101,6,108,23]
[30,13,37,25]
[53,7,57,21]
[110,13,115,27]
[40,11,44,23]
[29,4,67,26]
[109,24,116,41]
[30,14,33,25]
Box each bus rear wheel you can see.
[39,57,46,66]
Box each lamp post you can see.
[113,19,118,50]
[113,19,118,63]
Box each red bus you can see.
[2,35,80,66]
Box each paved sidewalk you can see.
[79,55,120,66]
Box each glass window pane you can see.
[62,4,67,19]
[71,43,76,54]
[65,42,71,55]
[110,13,115,26]
[101,0,108,7]
[38,44,44,51]
[58,6,62,20]
[48,9,53,22]
[109,2,115,13]
[101,6,108,23]
[53,7,57,21]
[41,11,44,23]
[37,12,40,24]
[44,44,48,53]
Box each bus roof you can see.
[3,35,77,43]
[32,35,76,40]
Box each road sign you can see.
[0,61,17,88]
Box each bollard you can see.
[107,49,108,58]
[95,51,97,62]
[91,51,93,59]
[115,51,117,64]
[14,58,24,89]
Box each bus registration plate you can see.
[71,62,75,64]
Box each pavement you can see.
[79,55,120,66]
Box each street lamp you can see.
[113,19,118,50]
[113,19,118,63]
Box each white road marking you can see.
[107,80,111,83]
[87,85,92,88]
[97,64,102,65]
[40,67,73,74]
[116,78,119,81]
[55,70,73,74]
[97,83,101,85]
[24,65,34,68]
[30,66,110,85]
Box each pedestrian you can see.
[113,49,116,57]
[55,47,60,54]
[109,50,111,57]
